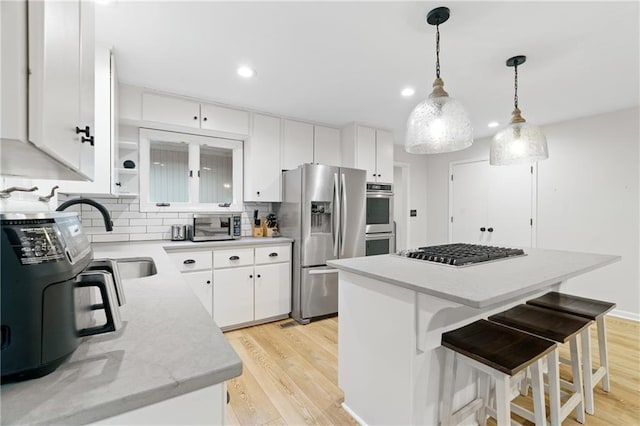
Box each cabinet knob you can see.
[257,191,260,196]
[193,116,198,120]
[268,252,278,257]
[183,259,196,264]
[249,274,253,278]
[257,274,261,278]
[206,280,211,285]
[488,227,494,233]
[229,255,240,261]
[203,117,208,121]
[480,227,486,232]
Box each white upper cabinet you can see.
[139,92,250,136]
[142,93,201,129]
[200,103,249,135]
[27,0,95,178]
[313,125,341,166]
[342,124,394,184]
[245,114,282,202]
[283,119,314,170]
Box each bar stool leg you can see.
[597,316,611,392]
[530,359,547,426]
[494,374,511,426]
[570,334,586,424]
[476,373,490,426]
[581,327,595,415]
[547,349,561,426]
[519,367,530,396]
[441,349,457,426]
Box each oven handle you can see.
[308,268,339,275]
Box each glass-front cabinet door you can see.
[139,129,243,212]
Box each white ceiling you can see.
[96,1,640,144]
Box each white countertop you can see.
[0,237,291,425]
[327,247,620,308]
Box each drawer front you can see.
[168,251,213,272]
[213,248,254,269]
[255,245,291,265]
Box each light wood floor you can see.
[225,316,639,425]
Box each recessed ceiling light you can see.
[488,121,500,128]
[401,87,415,97]
[237,66,255,78]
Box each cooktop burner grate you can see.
[399,243,525,267]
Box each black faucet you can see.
[56,198,113,231]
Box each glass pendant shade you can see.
[490,109,548,166]
[405,79,473,154]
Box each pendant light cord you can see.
[514,63,519,109]
[435,24,441,78]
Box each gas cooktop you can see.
[397,243,526,267]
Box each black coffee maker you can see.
[1,212,121,382]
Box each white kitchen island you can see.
[327,248,620,426]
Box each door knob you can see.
[488,227,494,232]
[480,227,486,232]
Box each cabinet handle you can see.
[257,274,261,278]
[206,280,211,285]
[480,227,486,232]
[155,202,170,207]
[268,252,278,257]
[203,117,208,121]
[229,256,240,261]
[183,259,196,264]
[115,182,122,187]
[81,135,94,146]
[488,227,494,232]
[75,126,90,136]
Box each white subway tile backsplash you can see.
[129,233,164,241]
[74,195,272,243]
[147,225,171,233]
[92,234,129,243]
[129,218,163,226]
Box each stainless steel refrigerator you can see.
[278,164,366,324]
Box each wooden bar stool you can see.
[527,291,616,415]
[489,304,592,425]
[441,319,557,426]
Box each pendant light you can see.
[405,7,473,154]
[490,55,548,165]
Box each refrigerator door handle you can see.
[333,173,340,257]
[340,173,347,257]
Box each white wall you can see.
[425,107,640,319]
[393,146,428,249]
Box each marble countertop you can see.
[327,248,620,308]
[161,236,293,250]
[0,239,269,425]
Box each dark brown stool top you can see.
[489,304,592,343]
[441,319,556,376]
[527,292,616,320]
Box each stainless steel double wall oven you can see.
[365,182,395,256]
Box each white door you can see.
[356,126,377,181]
[183,270,213,316]
[245,113,281,202]
[254,263,291,320]
[282,119,313,170]
[313,125,341,166]
[213,266,254,328]
[450,160,532,247]
[375,130,394,184]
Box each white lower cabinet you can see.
[167,243,291,331]
[212,244,291,330]
[213,266,254,328]
[183,270,213,316]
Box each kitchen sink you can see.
[116,258,157,279]
[86,258,126,305]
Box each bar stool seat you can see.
[489,304,592,425]
[441,319,556,426]
[527,292,616,414]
